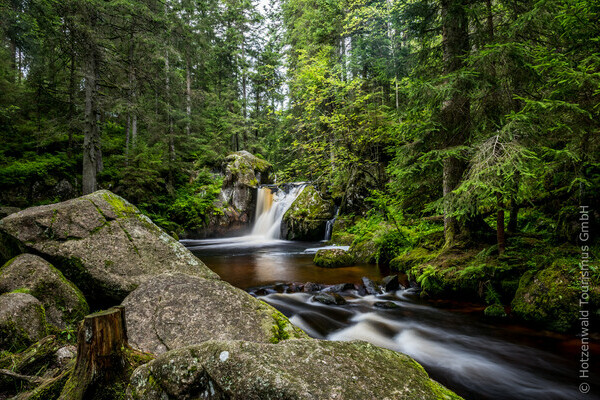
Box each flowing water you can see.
[184,185,600,400]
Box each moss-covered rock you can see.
[0,254,88,329]
[127,339,462,400]
[281,185,335,240]
[122,273,307,355]
[0,190,218,307]
[200,151,273,237]
[0,293,47,351]
[483,304,507,318]
[313,248,354,268]
[511,265,579,332]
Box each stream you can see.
[182,185,599,400]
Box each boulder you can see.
[122,273,307,355]
[511,266,579,332]
[302,282,323,292]
[205,151,273,237]
[362,277,382,296]
[313,248,354,268]
[312,292,347,305]
[0,254,89,329]
[281,186,335,241]
[127,339,462,400]
[322,283,355,293]
[374,301,401,309]
[0,190,218,307]
[0,293,47,351]
[382,275,400,292]
[0,206,20,219]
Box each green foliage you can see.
[169,171,222,230]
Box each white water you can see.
[251,184,306,239]
[323,206,339,241]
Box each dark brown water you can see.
[183,237,385,288]
[185,237,600,400]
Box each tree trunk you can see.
[496,193,505,254]
[82,47,99,195]
[440,0,470,245]
[58,307,129,400]
[186,56,192,136]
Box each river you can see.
[184,236,599,400]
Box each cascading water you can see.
[251,184,306,239]
[323,206,339,241]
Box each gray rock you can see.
[312,292,347,305]
[0,206,20,219]
[0,254,89,329]
[0,292,47,351]
[281,185,335,241]
[0,190,218,306]
[122,273,307,355]
[362,277,382,295]
[127,339,462,400]
[374,301,401,309]
[302,282,323,292]
[322,283,355,293]
[382,275,400,292]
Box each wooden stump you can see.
[58,306,131,400]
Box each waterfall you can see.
[323,206,339,241]
[251,184,306,239]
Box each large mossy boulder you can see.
[314,248,354,268]
[203,151,273,237]
[122,273,307,355]
[0,254,89,329]
[0,190,218,307]
[128,339,462,400]
[281,185,335,241]
[511,265,580,332]
[0,292,47,351]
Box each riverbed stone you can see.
[0,254,89,329]
[127,339,462,400]
[313,248,354,268]
[0,292,47,351]
[122,273,307,355]
[362,277,382,295]
[281,185,335,241]
[0,190,218,307]
[312,292,347,305]
[382,275,400,292]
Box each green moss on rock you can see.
[314,248,354,268]
[511,265,579,332]
[281,186,335,241]
[484,304,507,318]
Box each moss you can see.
[390,247,440,272]
[314,248,354,268]
[9,287,32,295]
[269,311,306,344]
[101,192,138,219]
[484,304,507,318]
[511,265,579,332]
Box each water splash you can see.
[251,184,306,239]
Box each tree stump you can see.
[58,306,135,400]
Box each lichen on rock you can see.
[122,273,307,355]
[127,339,463,400]
[0,254,89,329]
[0,190,218,308]
[0,292,47,351]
